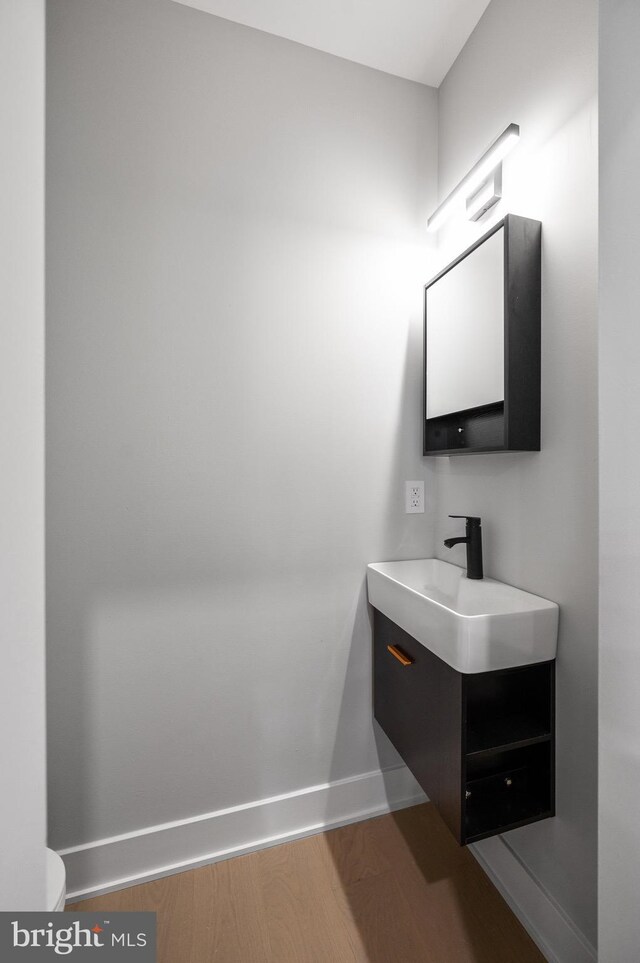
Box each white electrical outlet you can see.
[405,480,425,514]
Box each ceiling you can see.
[171,0,492,88]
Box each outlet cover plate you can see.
[405,481,425,514]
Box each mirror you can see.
[425,226,504,419]
[423,214,541,455]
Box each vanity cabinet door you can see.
[373,610,464,842]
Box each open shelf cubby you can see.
[462,662,555,841]
[464,742,554,843]
[464,662,554,756]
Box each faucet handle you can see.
[449,515,481,523]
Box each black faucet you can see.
[443,515,483,580]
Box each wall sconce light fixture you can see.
[427,123,519,233]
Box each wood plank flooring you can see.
[68,802,545,962]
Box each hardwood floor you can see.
[68,803,545,962]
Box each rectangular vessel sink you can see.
[367,558,558,673]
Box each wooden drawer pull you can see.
[387,644,414,667]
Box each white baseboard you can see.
[61,764,597,963]
[470,836,597,963]
[60,765,426,901]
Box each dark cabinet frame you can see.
[423,214,542,456]
[373,610,555,845]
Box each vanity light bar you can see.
[426,123,520,233]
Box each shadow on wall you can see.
[46,264,432,852]
[321,308,432,784]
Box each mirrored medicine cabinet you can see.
[423,214,542,455]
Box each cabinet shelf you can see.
[465,802,554,844]
[466,714,552,757]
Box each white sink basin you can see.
[367,558,558,673]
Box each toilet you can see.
[47,848,66,911]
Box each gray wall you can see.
[435,0,598,947]
[599,2,640,958]
[46,0,437,848]
[0,0,46,910]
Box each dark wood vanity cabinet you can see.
[373,610,555,845]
